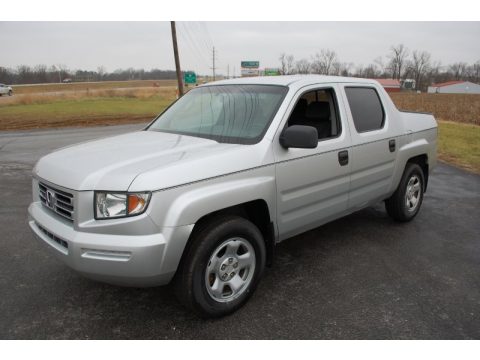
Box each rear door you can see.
[340,85,397,210]
[273,84,352,241]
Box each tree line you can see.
[2,44,479,91]
[0,65,180,85]
[279,44,480,91]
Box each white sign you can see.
[241,68,259,77]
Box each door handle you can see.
[389,139,396,152]
[338,150,349,166]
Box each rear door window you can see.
[345,87,385,132]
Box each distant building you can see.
[374,79,401,93]
[427,81,480,94]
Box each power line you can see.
[180,22,211,71]
[192,22,213,54]
[200,22,214,50]
[176,23,209,71]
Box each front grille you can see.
[36,223,69,249]
[39,182,74,221]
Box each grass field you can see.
[390,93,480,125]
[390,93,480,172]
[437,121,480,173]
[0,87,176,130]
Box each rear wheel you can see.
[385,163,425,222]
[174,215,266,318]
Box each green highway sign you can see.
[264,68,280,76]
[184,71,197,84]
[241,61,260,68]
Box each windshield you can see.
[147,85,288,144]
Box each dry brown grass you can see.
[390,93,480,125]
[1,87,176,106]
[11,79,177,94]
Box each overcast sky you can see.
[0,22,479,75]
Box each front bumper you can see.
[28,202,193,287]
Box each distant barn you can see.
[427,81,480,94]
[374,79,401,93]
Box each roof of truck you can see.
[207,75,379,89]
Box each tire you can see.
[385,163,425,222]
[174,215,266,318]
[8,90,12,96]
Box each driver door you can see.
[273,84,352,241]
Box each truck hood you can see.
[34,130,264,191]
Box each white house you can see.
[427,81,480,94]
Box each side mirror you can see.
[280,125,318,149]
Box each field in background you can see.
[0,87,176,130]
[390,93,480,125]
[11,79,177,95]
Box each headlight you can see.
[95,192,151,219]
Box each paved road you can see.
[1,125,479,339]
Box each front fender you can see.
[146,164,277,231]
[145,172,276,278]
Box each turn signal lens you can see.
[128,193,150,215]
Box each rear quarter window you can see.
[345,87,385,132]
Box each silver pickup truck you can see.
[28,75,437,317]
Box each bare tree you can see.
[353,63,380,78]
[338,62,353,77]
[388,44,409,80]
[311,49,339,75]
[373,57,386,77]
[409,50,431,90]
[58,64,71,81]
[472,60,480,83]
[279,53,287,75]
[425,61,443,85]
[97,66,107,81]
[34,64,48,83]
[0,67,10,84]
[279,53,295,75]
[285,54,295,75]
[1,65,182,85]
[16,65,33,83]
[295,58,311,74]
[364,64,381,78]
[449,62,469,80]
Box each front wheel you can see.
[174,215,266,318]
[8,90,12,96]
[385,163,425,222]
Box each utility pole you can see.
[227,64,230,79]
[53,65,62,83]
[212,47,216,81]
[170,21,184,96]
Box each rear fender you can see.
[390,139,430,193]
